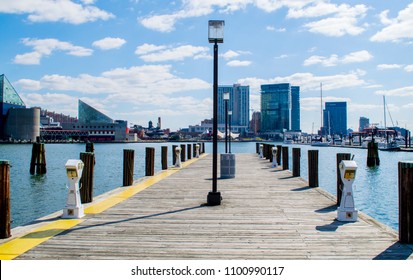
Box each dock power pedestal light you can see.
[271,147,278,168]
[62,159,85,219]
[337,160,358,222]
[259,144,264,159]
[174,147,182,168]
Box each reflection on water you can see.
[1,142,412,230]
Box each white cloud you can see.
[303,50,372,67]
[227,60,252,67]
[221,50,241,60]
[135,44,210,62]
[92,37,126,50]
[0,0,114,24]
[375,86,413,97]
[266,25,286,32]
[404,65,413,72]
[377,64,403,70]
[371,4,413,42]
[13,38,93,65]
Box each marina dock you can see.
[1,153,412,260]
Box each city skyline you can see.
[1,1,413,132]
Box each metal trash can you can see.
[220,153,235,179]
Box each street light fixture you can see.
[228,110,232,153]
[207,20,224,206]
[223,92,230,154]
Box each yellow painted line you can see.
[0,153,207,260]
[0,219,82,260]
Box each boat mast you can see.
[320,82,323,135]
[383,95,387,129]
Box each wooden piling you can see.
[123,149,135,186]
[172,145,178,165]
[187,144,192,160]
[282,146,289,170]
[0,160,11,239]
[161,146,168,170]
[145,147,155,176]
[292,148,301,177]
[202,143,205,154]
[80,152,95,203]
[308,150,319,188]
[180,144,186,162]
[367,140,380,167]
[193,144,197,158]
[30,141,47,175]
[336,153,351,205]
[86,142,94,153]
[399,161,413,244]
[256,143,260,154]
[276,145,282,166]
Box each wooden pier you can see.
[1,153,412,260]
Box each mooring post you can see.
[308,150,319,188]
[123,149,135,186]
[399,161,413,244]
[367,139,380,167]
[0,160,11,239]
[187,144,192,160]
[336,153,351,205]
[292,148,301,177]
[282,146,289,170]
[180,144,186,162]
[85,142,94,153]
[161,146,168,170]
[256,142,260,154]
[30,139,47,175]
[79,152,95,203]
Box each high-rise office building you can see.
[260,83,300,132]
[323,102,347,135]
[218,84,250,133]
[359,116,369,132]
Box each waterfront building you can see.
[1,74,40,141]
[250,111,261,135]
[218,84,250,133]
[323,102,347,136]
[359,116,369,132]
[261,83,300,134]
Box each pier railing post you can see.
[161,146,168,170]
[399,161,413,244]
[80,152,95,203]
[336,153,351,205]
[276,145,282,166]
[292,148,301,177]
[180,144,186,162]
[146,147,155,176]
[282,146,289,170]
[308,150,319,188]
[123,149,135,186]
[0,160,11,239]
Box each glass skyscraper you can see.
[260,83,300,132]
[218,84,250,133]
[323,102,347,135]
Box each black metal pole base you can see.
[207,191,222,206]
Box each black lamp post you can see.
[207,20,224,206]
[224,92,229,153]
[228,110,232,153]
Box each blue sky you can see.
[1,0,413,133]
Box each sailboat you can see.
[378,96,400,151]
[311,82,330,147]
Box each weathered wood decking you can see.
[11,154,413,259]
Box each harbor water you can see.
[1,142,412,231]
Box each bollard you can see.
[399,161,413,244]
[174,147,182,168]
[336,153,351,205]
[271,147,278,168]
[172,145,178,166]
[367,139,380,167]
[146,147,155,176]
[123,149,135,186]
[0,160,11,239]
[308,150,319,187]
[292,148,301,177]
[187,144,192,160]
[161,146,168,170]
[180,144,186,162]
[282,146,289,170]
[80,152,95,203]
[276,145,282,166]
